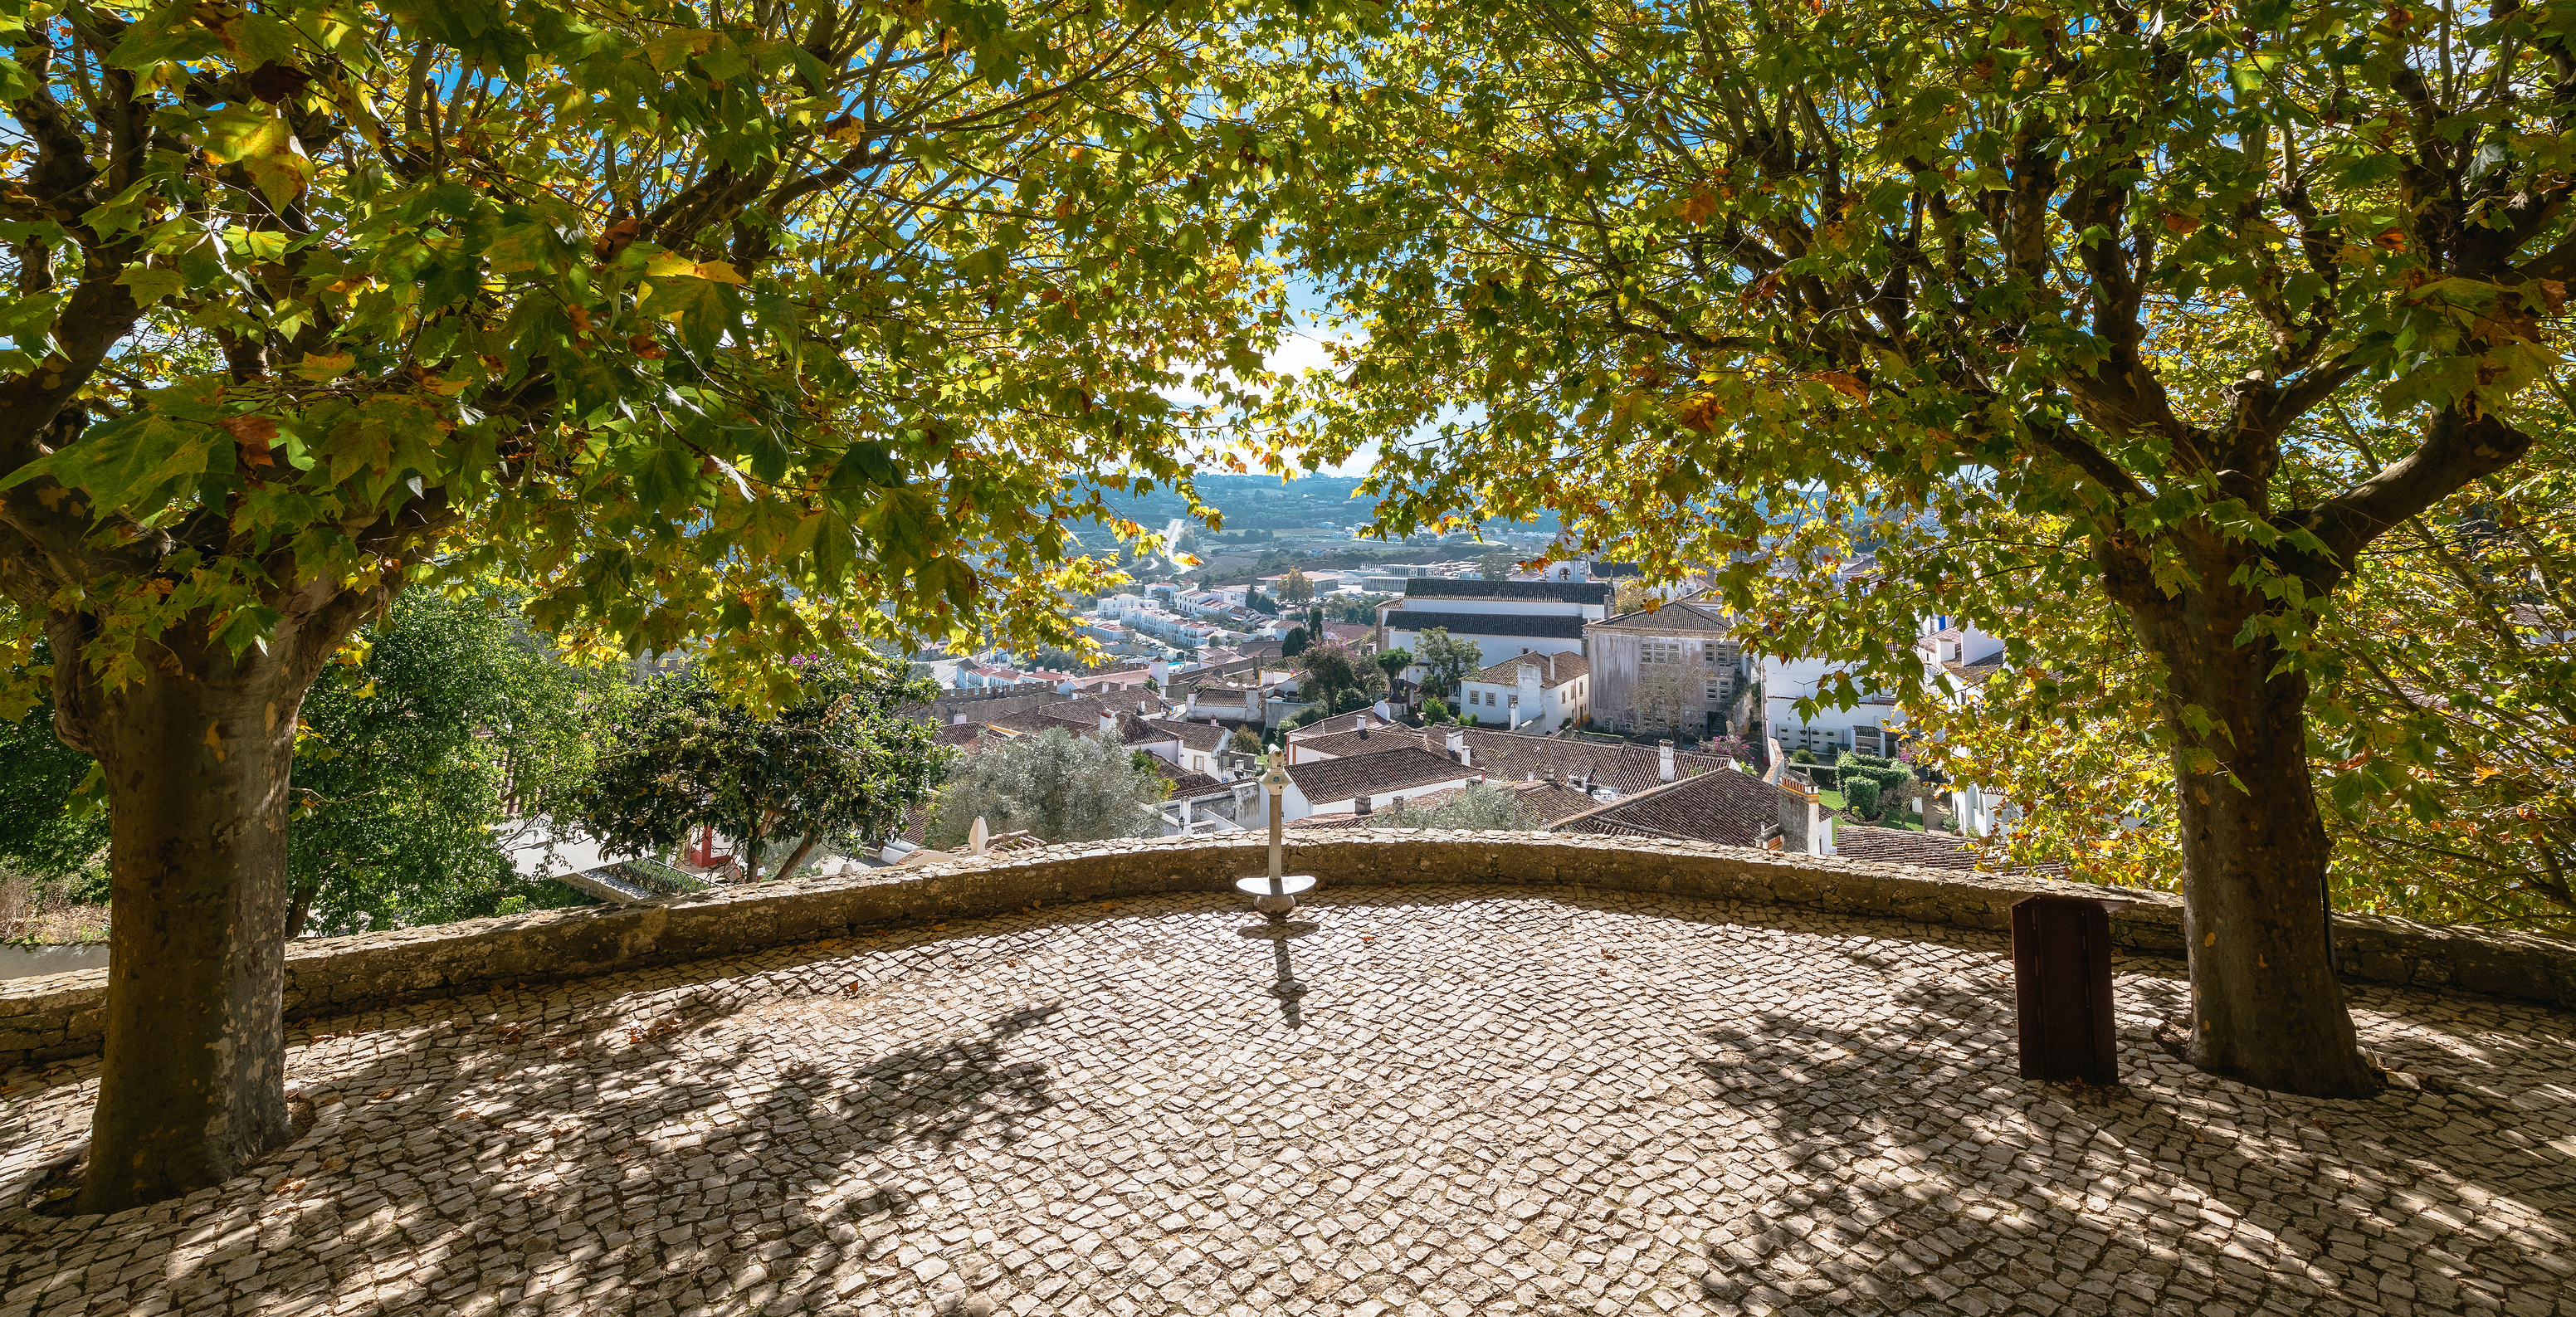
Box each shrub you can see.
[1424,696,1451,723]
[1842,776,1881,821]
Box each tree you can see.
[1325,592,1389,622]
[1842,776,1884,826]
[287,589,611,936]
[1423,695,1452,724]
[1276,567,1316,604]
[578,661,944,883]
[1281,625,1310,656]
[4,592,609,936]
[1228,724,1266,756]
[1383,781,1536,830]
[1629,662,1700,738]
[1477,549,1514,580]
[1612,582,1662,617]
[1298,640,1361,705]
[1267,0,2576,1097]
[1245,585,1278,616]
[0,641,107,885]
[1375,646,1412,685]
[924,727,1166,846]
[1411,627,1481,701]
[0,0,1312,1206]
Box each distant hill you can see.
[1073,473,1555,548]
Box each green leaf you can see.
[0,413,216,515]
[115,265,191,307]
[200,107,313,210]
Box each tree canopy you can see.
[576,659,943,881]
[1261,0,2576,1095]
[1409,627,1480,699]
[924,725,1166,846]
[0,0,1350,1210]
[288,587,610,934]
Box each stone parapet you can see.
[5,832,2569,1068]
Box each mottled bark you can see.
[72,634,309,1212]
[2126,548,2380,1099]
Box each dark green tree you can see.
[1298,641,1362,706]
[288,590,614,935]
[1282,626,1310,656]
[0,641,107,890]
[1411,628,1482,701]
[576,661,944,882]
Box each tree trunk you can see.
[2140,593,2381,1099]
[69,632,312,1213]
[773,833,820,882]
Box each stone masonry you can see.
[0,883,2569,1316]
[4,833,2572,1069]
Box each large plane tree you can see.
[0,0,1323,1211]
[1266,0,2576,1095]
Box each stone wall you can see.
[5,832,2570,1068]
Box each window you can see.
[1643,639,1683,665]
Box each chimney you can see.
[1098,711,1119,736]
[1355,793,1373,816]
[1776,774,1830,856]
[1447,729,1470,766]
[1659,739,1676,783]
[1518,662,1544,728]
[1355,714,1371,733]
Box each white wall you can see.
[1393,598,1606,621]
[1390,626,1585,675]
[1760,655,1905,754]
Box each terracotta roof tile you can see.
[1589,598,1736,635]
[1145,718,1231,751]
[1466,651,1589,689]
[1292,726,1735,798]
[1552,768,1778,846]
[1283,747,1476,805]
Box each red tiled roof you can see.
[1284,747,1475,805]
[1588,598,1735,635]
[1145,718,1231,752]
[1552,768,1778,846]
[1466,651,1589,690]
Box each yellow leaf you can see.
[295,351,355,382]
[644,250,747,284]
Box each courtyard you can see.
[0,885,2569,1317]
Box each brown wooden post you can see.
[2009,894,2119,1085]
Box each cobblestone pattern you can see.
[7,834,2574,1070]
[2,886,2571,1317]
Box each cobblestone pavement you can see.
[0,885,2570,1317]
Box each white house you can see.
[1143,718,1234,776]
[1759,619,2006,758]
[1456,652,1589,732]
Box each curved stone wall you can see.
[3,832,2569,1066]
